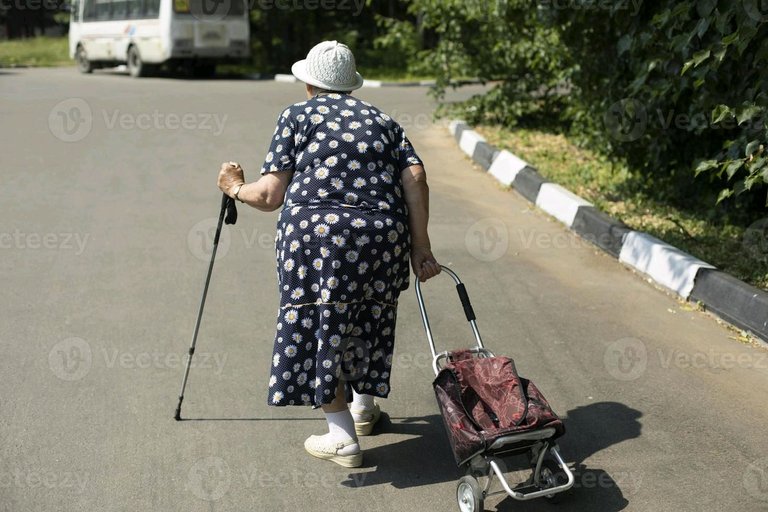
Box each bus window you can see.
[82,0,96,21]
[71,0,81,22]
[142,0,160,18]
[126,0,141,18]
[95,0,111,20]
[112,0,129,19]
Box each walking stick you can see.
[174,193,237,421]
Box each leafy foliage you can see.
[384,0,768,211]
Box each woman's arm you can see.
[401,164,440,282]
[217,162,293,212]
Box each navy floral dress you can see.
[260,93,423,407]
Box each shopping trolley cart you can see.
[415,266,575,511]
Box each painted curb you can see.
[536,183,593,228]
[571,207,630,258]
[449,120,768,342]
[458,130,486,159]
[488,150,529,185]
[690,269,768,338]
[270,76,479,88]
[618,231,714,299]
[512,167,548,204]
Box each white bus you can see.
[69,0,250,77]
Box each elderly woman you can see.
[217,41,439,468]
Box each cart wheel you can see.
[457,475,484,512]
[537,460,566,503]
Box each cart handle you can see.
[414,265,485,366]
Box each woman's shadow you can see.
[343,401,642,512]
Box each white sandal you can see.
[352,402,381,436]
[304,435,362,468]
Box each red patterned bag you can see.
[433,350,565,465]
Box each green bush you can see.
[390,0,768,212]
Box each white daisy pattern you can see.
[260,93,422,407]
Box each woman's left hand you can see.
[410,246,441,282]
[218,161,245,198]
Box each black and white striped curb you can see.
[270,74,486,88]
[272,74,437,88]
[449,120,768,342]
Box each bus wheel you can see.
[192,63,216,78]
[76,45,93,74]
[127,46,152,78]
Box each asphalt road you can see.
[2,67,768,512]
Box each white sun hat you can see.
[291,40,364,91]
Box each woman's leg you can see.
[305,379,361,467]
[317,379,358,444]
[350,389,375,414]
[320,379,348,413]
[350,388,381,436]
